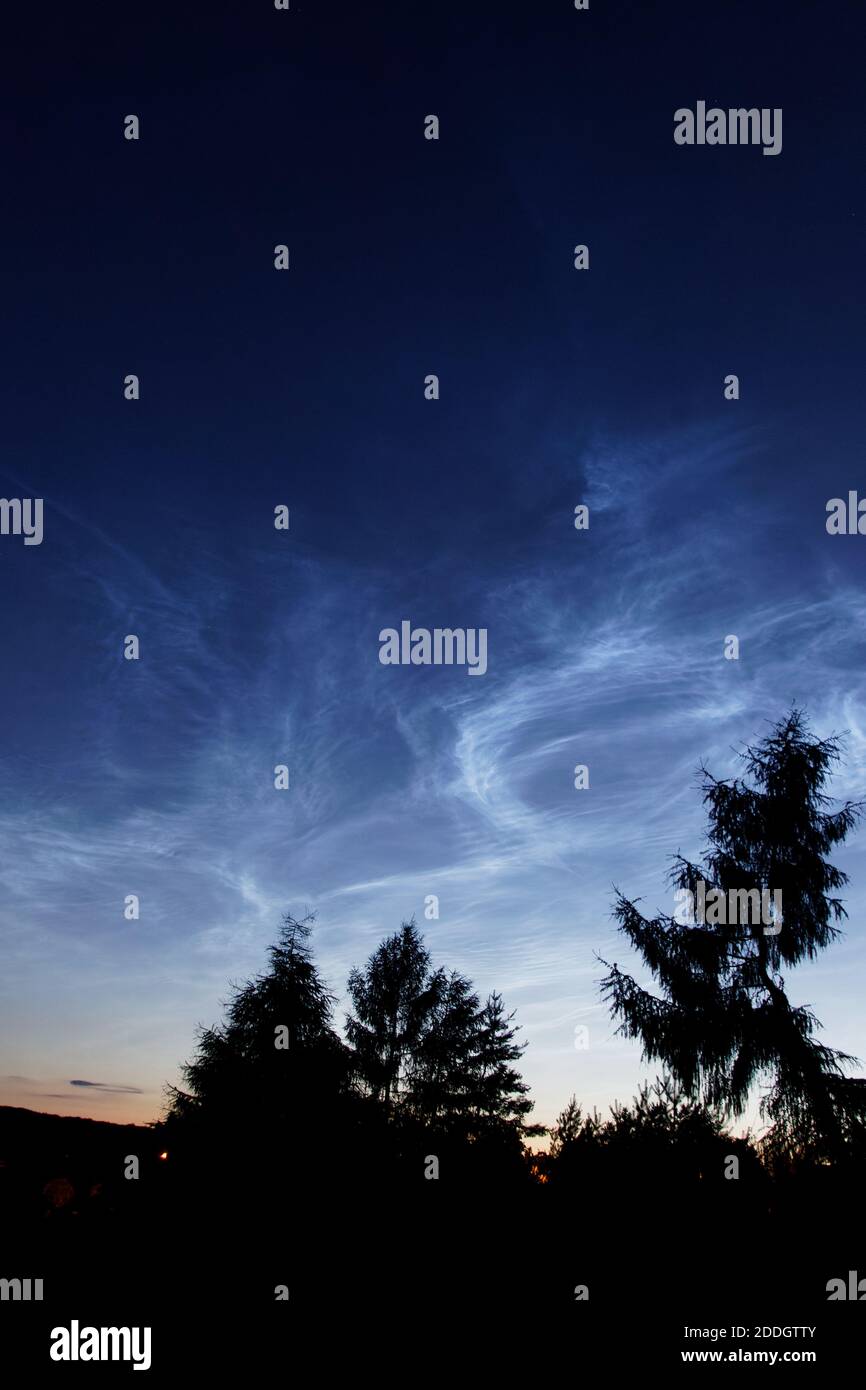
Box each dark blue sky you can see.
[2,0,865,1127]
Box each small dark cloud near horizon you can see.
[69,1080,144,1095]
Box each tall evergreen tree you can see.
[166,913,348,1140]
[472,992,539,1136]
[599,710,863,1161]
[407,967,481,1131]
[346,923,539,1143]
[345,920,434,1108]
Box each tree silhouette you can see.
[164,913,350,1192]
[407,967,482,1132]
[599,710,863,1162]
[345,920,434,1110]
[547,1095,600,1161]
[603,1075,726,1160]
[346,921,540,1150]
[543,1077,762,1205]
[472,992,541,1138]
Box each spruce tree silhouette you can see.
[472,992,542,1139]
[345,920,434,1111]
[345,921,540,1177]
[547,1095,599,1162]
[407,966,482,1134]
[165,912,350,1203]
[599,709,865,1164]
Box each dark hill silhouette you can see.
[0,1104,165,1229]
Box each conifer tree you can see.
[472,992,538,1135]
[345,920,434,1108]
[166,912,347,1134]
[407,967,481,1131]
[599,710,863,1161]
[346,923,539,1142]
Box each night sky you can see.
[2,0,865,1130]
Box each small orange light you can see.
[158,1151,168,1160]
